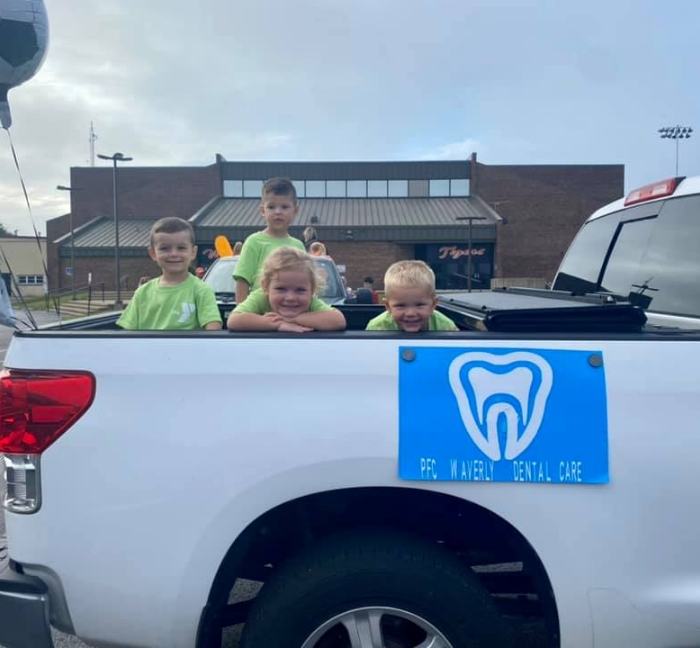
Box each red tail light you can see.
[624,177,684,206]
[0,369,95,454]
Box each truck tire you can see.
[240,528,513,648]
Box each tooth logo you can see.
[448,352,553,461]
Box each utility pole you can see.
[97,152,133,307]
[89,122,97,167]
[56,184,83,298]
[456,215,486,292]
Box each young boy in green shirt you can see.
[366,260,458,332]
[234,177,305,302]
[117,217,222,330]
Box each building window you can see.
[347,180,367,198]
[18,275,44,285]
[326,180,346,197]
[228,177,465,199]
[429,179,450,197]
[306,180,325,198]
[368,180,388,197]
[223,180,243,197]
[243,180,263,197]
[408,179,429,197]
[388,180,408,197]
[450,179,470,196]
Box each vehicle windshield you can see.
[204,256,344,300]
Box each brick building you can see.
[46,155,623,292]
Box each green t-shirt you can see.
[117,275,221,330]
[233,231,305,290]
[233,288,331,315]
[365,309,458,331]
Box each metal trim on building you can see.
[60,195,500,253]
[194,196,499,229]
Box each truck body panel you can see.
[4,332,700,647]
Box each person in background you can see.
[233,241,243,256]
[194,266,205,279]
[227,247,346,333]
[309,241,327,256]
[366,260,457,332]
[356,275,379,304]
[117,217,222,331]
[303,226,318,250]
[233,178,305,303]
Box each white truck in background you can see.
[1,176,700,648]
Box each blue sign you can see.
[399,347,608,484]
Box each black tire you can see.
[240,529,513,648]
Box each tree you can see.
[0,223,17,237]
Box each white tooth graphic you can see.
[468,366,533,426]
[448,352,553,461]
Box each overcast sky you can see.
[1,0,698,235]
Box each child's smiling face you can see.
[260,192,298,236]
[149,230,197,280]
[385,286,437,332]
[266,270,313,318]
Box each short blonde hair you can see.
[384,260,436,298]
[309,241,327,256]
[260,247,324,295]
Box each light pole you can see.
[97,152,133,306]
[456,215,486,292]
[658,125,693,175]
[56,184,82,298]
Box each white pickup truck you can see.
[1,176,700,648]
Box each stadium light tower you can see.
[658,125,693,175]
[97,152,133,307]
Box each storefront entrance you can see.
[417,243,494,290]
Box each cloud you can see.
[418,138,480,161]
[0,0,699,237]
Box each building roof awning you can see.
[60,218,154,250]
[59,195,502,255]
[192,196,502,229]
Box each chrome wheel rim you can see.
[300,605,454,648]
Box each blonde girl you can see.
[309,241,327,256]
[227,247,346,332]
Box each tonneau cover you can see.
[438,287,647,332]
